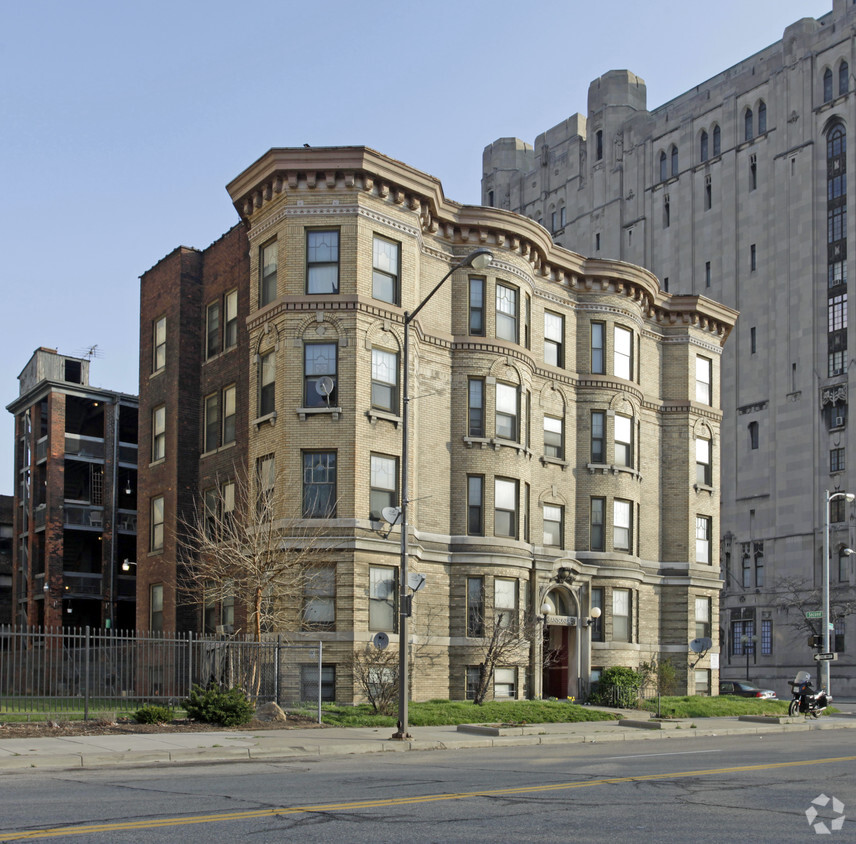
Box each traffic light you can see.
[808,634,823,649]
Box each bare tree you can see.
[772,576,856,639]
[178,464,338,642]
[469,608,543,705]
[352,597,445,714]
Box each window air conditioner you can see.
[835,416,845,427]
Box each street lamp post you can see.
[823,490,854,693]
[392,247,493,740]
[740,633,757,681]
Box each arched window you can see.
[824,67,834,102]
[671,145,679,177]
[712,125,721,156]
[758,101,766,134]
[744,108,753,142]
[659,151,667,182]
[700,130,709,162]
[840,61,849,96]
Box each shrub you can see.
[587,666,643,707]
[133,704,173,724]
[183,685,255,727]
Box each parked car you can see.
[719,680,777,699]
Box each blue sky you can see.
[0,0,831,492]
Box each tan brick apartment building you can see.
[137,146,735,703]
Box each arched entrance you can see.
[542,590,573,699]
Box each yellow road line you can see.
[3,754,854,840]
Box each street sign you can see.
[805,611,823,619]
[813,652,838,661]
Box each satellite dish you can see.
[316,376,334,405]
[408,572,426,592]
[373,632,390,651]
[381,506,402,525]
[689,637,713,654]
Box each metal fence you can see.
[0,625,325,722]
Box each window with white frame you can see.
[222,480,235,530]
[260,240,278,306]
[543,504,563,548]
[696,515,711,564]
[203,393,219,453]
[150,495,164,552]
[371,348,398,413]
[614,326,632,380]
[224,289,238,349]
[152,405,165,462]
[495,578,517,629]
[591,497,605,551]
[150,583,163,632]
[153,317,166,373]
[544,311,564,367]
[466,665,480,700]
[696,356,712,405]
[206,301,220,360]
[369,566,397,631]
[468,378,484,437]
[256,453,275,518]
[612,588,631,642]
[696,437,712,486]
[467,576,484,637]
[613,499,632,552]
[614,414,633,467]
[495,283,518,342]
[302,451,337,518]
[304,343,337,408]
[591,411,605,463]
[494,667,516,698]
[303,567,336,630]
[695,596,711,639]
[591,322,605,374]
[467,475,484,536]
[222,384,236,445]
[495,382,519,441]
[301,664,335,702]
[372,235,400,304]
[306,230,339,294]
[694,669,710,695]
[469,277,485,336]
[259,351,276,416]
[369,454,397,521]
[494,477,518,538]
[543,415,563,459]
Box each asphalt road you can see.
[1,730,853,842]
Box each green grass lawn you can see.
[641,695,791,718]
[293,695,797,727]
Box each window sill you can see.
[366,409,401,428]
[149,458,165,469]
[586,462,642,481]
[463,436,531,456]
[694,483,714,495]
[540,455,569,469]
[297,406,342,421]
[253,411,277,429]
[201,441,237,459]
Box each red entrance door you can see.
[543,625,569,698]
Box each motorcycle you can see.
[788,671,831,717]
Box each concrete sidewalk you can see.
[2,710,855,774]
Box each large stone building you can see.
[137,145,734,703]
[6,349,139,629]
[482,0,856,695]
